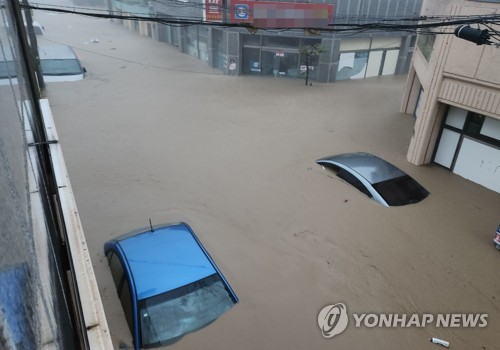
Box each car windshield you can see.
[40,59,82,76]
[0,61,17,79]
[139,273,235,348]
[372,175,429,206]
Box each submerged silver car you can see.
[38,45,86,82]
[0,44,85,85]
[317,152,429,207]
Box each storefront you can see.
[157,23,180,47]
[146,0,419,83]
[241,34,321,79]
[433,105,500,192]
[186,25,209,62]
[336,37,402,81]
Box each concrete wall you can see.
[402,0,500,165]
[443,4,500,85]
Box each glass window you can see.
[301,38,321,47]
[242,34,261,46]
[445,106,467,129]
[279,52,299,78]
[262,36,300,48]
[139,274,235,348]
[409,35,417,48]
[214,30,224,70]
[366,50,383,78]
[339,38,370,51]
[337,51,368,81]
[373,175,429,206]
[171,27,180,47]
[261,50,277,76]
[157,24,168,43]
[108,252,125,289]
[199,41,208,62]
[242,47,261,75]
[480,117,500,141]
[337,169,372,198]
[197,26,209,41]
[187,25,197,35]
[185,27,199,58]
[434,129,461,168]
[120,279,134,333]
[371,37,401,50]
[381,49,399,75]
[403,51,413,74]
[40,59,83,76]
[414,88,423,118]
[0,61,17,79]
[465,113,484,135]
[416,33,435,62]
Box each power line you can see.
[22,2,500,35]
[29,1,496,23]
[21,1,500,45]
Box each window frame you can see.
[119,278,134,333]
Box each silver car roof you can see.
[38,45,78,60]
[1,45,78,61]
[316,152,407,184]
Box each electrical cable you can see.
[21,2,500,37]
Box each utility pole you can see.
[107,0,114,22]
[222,0,228,24]
[8,1,89,347]
[21,0,45,89]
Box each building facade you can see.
[115,0,422,82]
[0,2,112,348]
[401,0,500,193]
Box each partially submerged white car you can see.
[0,44,86,85]
[38,44,86,82]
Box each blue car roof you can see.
[108,223,216,300]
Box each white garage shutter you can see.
[453,138,500,192]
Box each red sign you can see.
[230,1,334,28]
[206,0,223,22]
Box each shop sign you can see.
[205,0,223,22]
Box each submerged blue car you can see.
[104,222,238,349]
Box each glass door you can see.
[261,50,299,78]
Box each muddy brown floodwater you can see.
[35,5,500,350]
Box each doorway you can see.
[261,50,299,77]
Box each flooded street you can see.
[36,7,500,350]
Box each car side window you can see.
[337,168,372,198]
[107,252,125,290]
[120,279,134,333]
